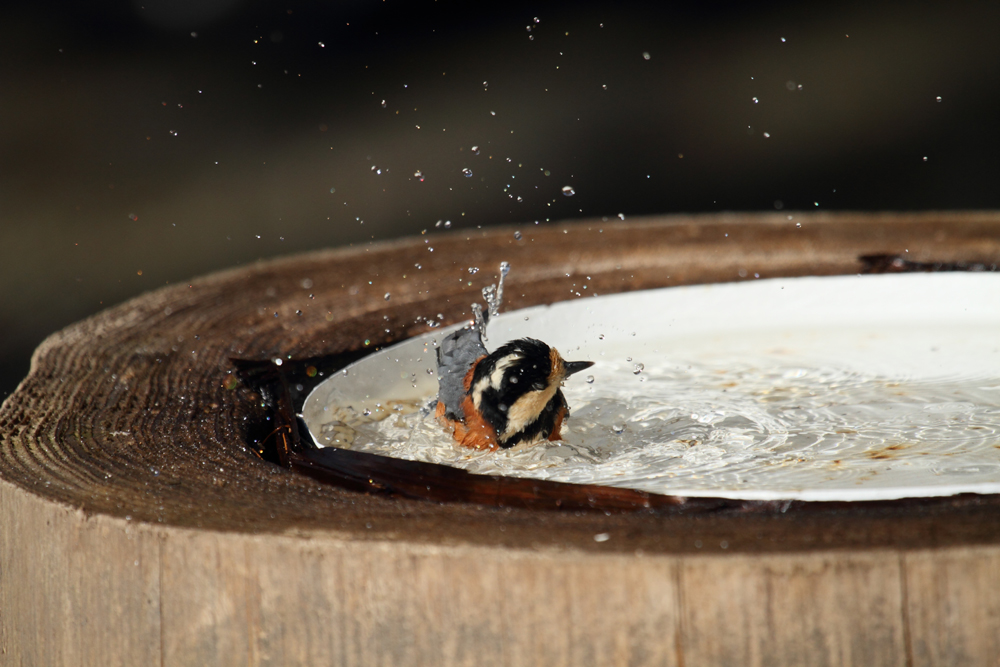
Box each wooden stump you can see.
[2,212,1000,666]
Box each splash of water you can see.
[473,261,510,341]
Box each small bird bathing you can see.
[435,263,593,450]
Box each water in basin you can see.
[302,273,1000,501]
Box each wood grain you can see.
[681,552,907,666]
[2,212,1000,665]
[904,547,1000,666]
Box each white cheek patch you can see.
[471,353,520,410]
[471,377,490,409]
[489,353,521,390]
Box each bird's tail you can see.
[435,261,511,420]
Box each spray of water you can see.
[473,261,510,341]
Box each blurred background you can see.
[3,0,1000,399]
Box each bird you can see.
[435,325,594,450]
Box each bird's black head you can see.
[469,338,594,448]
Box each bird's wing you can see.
[436,324,488,421]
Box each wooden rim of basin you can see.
[4,210,1000,552]
[4,211,1000,665]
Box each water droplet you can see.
[414,263,422,269]
[598,334,605,340]
[514,231,523,240]
[534,16,540,23]
[618,213,625,220]
[611,424,626,434]
[329,187,336,193]
[468,267,479,274]
[586,375,595,384]
[384,293,391,301]
[923,156,929,162]
[462,168,473,177]
[780,37,786,43]
[593,533,610,542]
[642,51,651,60]
[413,170,423,180]
[936,96,942,102]
[763,132,771,138]
[633,363,644,375]
[381,100,386,108]
[752,97,759,103]
[472,145,480,155]
[318,41,325,47]
[602,84,607,90]
[362,408,371,416]
[561,185,575,196]
[128,213,138,221]
[796,222,802,228]
[273,358,283,366]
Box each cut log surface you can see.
[2,213,1000,666]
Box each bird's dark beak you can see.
[563,360,595,377]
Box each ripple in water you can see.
[316,360,1000,499]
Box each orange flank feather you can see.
[435,354,498,451]
[435,399,498,451]
[463,355,486,392]
[457,395,498,450]
[547,404,568,441]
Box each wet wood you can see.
[2,212,1000,665]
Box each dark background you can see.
[3,0,1000,400]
